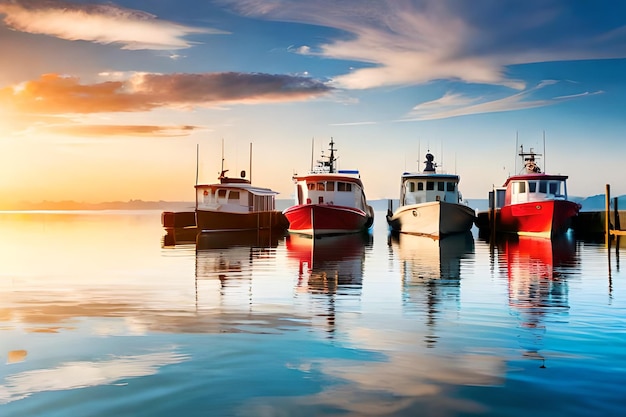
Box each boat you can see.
[479,145,580,238]
[195,143,288,233]
[282,138,374,236]
[386,151,475,238]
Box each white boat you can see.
[386,152,475,238]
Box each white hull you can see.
[387,201,475,237]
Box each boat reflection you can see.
[286,232,372,335]
[195,230,285,310]
[389,231,475,347]
[497,234,577,366]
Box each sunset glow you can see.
[1,0,625,207]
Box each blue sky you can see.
[0,0,625,204]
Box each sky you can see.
[1,0,625,206]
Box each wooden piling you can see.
[606,184,626,242]
[605,184,611,246]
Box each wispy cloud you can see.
[221,0,626,90]
[404,81,604,121]
[0,0,222,50]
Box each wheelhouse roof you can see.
[503,173,569,187]
[293,173,364,187]
[401,172,460,180]
[195,182,279,196]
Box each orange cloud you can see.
[47,124,199,137]
[0,72,333,115]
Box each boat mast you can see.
[195,143,199,210]
[220,138,225,178]
[543,130,546,173]
[310,137,314,172]
[249,142,253,182]
[514,131,519,174]
[328,137,337,173]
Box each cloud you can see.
[0,72,332,136]
[47,124,200,137]
[0,349,189,404]
[0,72,333,115]
[221,0,626,90]
[0,0,223,50]
[404,81,604,121]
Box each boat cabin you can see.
[400,173,461,205]
[504,174,569,206]
[195,182,277,213]
[293,173,369,211]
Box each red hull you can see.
[283,204,372,236]
[499,199,579,237]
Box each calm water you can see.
[1,210,625,417]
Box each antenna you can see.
[195,143,199,210]
[249,142,253,182]
[418,138,421,170]
[221,138,225,175]
[515,131,518,174]
[543,130,546,173]
[310,137,314,171]
[441,142,444,172]
[195,143,199,186]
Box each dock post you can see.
[605,184,611,247]
[614,196,621,231]
[490,186,496,243]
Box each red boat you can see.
[485,145,580,238]
[282,138,374,236]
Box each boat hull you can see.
[387,201,476,237]
[196,209,288,233]
[498,199,580,238]
[283,204,373,236]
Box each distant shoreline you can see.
[0,194,622,212]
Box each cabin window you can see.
[513,181,526,194]
[317,182,325,191]
[326,182,335,191]
[539,181,547,194]
[218,189,227,198]
[307,183,316,191]
[446,182,456,192]
[417,182,424,191]
[437,182,445,191]
[408,182,415,192]
[426,181,434,191]
[550,182,561,195]
[297,184,304,204]
[338,182,352,192]
[228,191,240,201]
[529,182,537,193]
